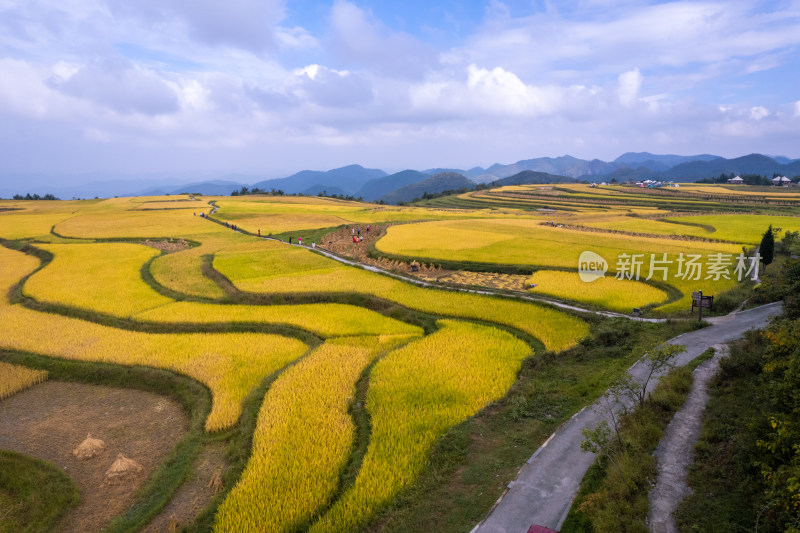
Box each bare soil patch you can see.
[141,239,191,253]
[0,380,188,532]
[144,442,227,533]
[437,271,530,291]
[320,224,452,278]
[319,224,529,290]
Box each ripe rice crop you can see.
[376,218,738,269]
[25,243,172,317]
[0,361,48,400]
[148,233,263,299]
[375,218,742,313]
[527,270,669,311]
[0,245,307,432]
[678,185,800,197]
[149,244,227,299]
[53,206,216,239]
[215,248,589,351]
[214,334,417,533]
[578,216,713,239]
[665,214,800,245]
[135,302,423,338]
[0,201,91,240]
[309,320,530,532]
[211,196,505,236]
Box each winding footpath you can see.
[307,244,665,322]
[647,344,730,533]
[472,301,782,533]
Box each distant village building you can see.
[728,176,744,184]
[772,176,791,186]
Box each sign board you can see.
[691,292,713,311]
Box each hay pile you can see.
[207,468,224,493]
[105,453,143,484]
[73,433,106,459]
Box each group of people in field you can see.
[351,224,370,243]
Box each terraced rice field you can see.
[215,245,589,351]
[1,183,789,532]
[215,335,416,533]
[1,194,592,532]
[212,196,490,236]
[664,214,800,244]
[527,270,669,312]
[308,320,530,533]
[375,217,742,313]
[0,245,308,431]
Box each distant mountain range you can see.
[378,172,475,204]
[2,153,798,203]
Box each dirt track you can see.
[647,345,730,533]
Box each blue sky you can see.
[0,0,799,182]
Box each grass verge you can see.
[0,450,80,533]
[560,363,696,532]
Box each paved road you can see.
[472,301,783,533]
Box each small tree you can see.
[622,342,686,407]
[761,225,775,267]
[581,342,686,466]
[581,420,622,475]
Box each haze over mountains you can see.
[2,153,798,203]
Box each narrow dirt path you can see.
[647,344,729,533]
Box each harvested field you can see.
[0,380,188,532]
[144,443,228,533]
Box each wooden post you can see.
[692,290,703,321]
[698,290,703,321]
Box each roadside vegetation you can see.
[560,350,709,532]
[675,250,800,532]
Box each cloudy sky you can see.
[1,0,799,180]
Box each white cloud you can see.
[51,59,180,115]
[0,59,78,119]
[292,64,373,108]
[107,0,287,52]
[409,64,605,119]
[617,68,642,106]
[451,1,800,88]
[276,26,318,50]
[750,106,769,120]
[328,0,437,78]
[1,0,800,178]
